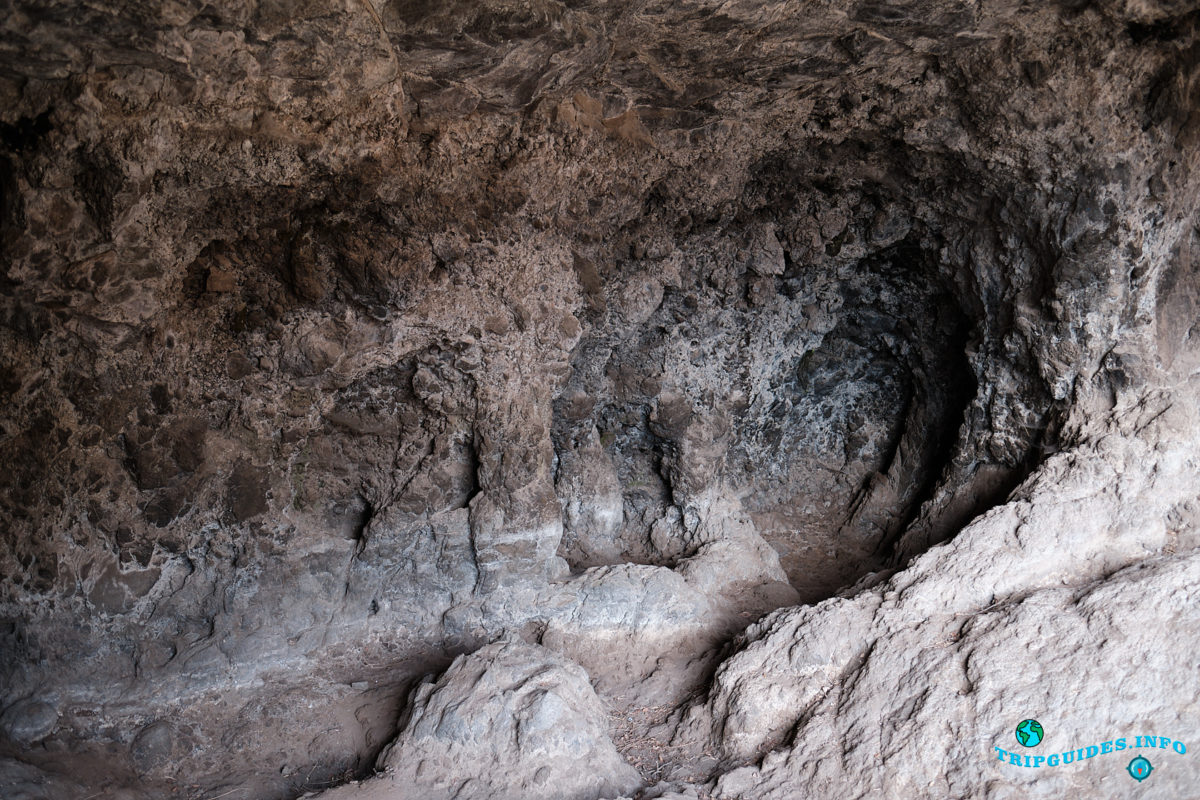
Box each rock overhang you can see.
[1,1,1199,798]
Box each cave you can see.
[2,2,1199,799]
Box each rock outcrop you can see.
[1,0,1198,798]
[313,640,641,800]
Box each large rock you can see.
[677,385,1200,798]
[315,639,641,800]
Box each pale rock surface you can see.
[676,381,1200,798]
[313,639,641,800]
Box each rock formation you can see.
[314,639,641,800]
[1,0,1198,798]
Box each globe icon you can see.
[1014,719,1044,747]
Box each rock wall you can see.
[1,1,1198,798]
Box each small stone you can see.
[131,721,173,771]
[226,352,255,380]
[0,700,58,744]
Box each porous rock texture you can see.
[1,0,1199,798]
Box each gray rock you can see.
[315,640,641,800]
[1,0,1198,797]
[131,721,173,772]
[0,700,58,745]
[679,389,1200,798]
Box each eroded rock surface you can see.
[314,639,640,800]
[678,391,1200,798]
[1,0,1198,798]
